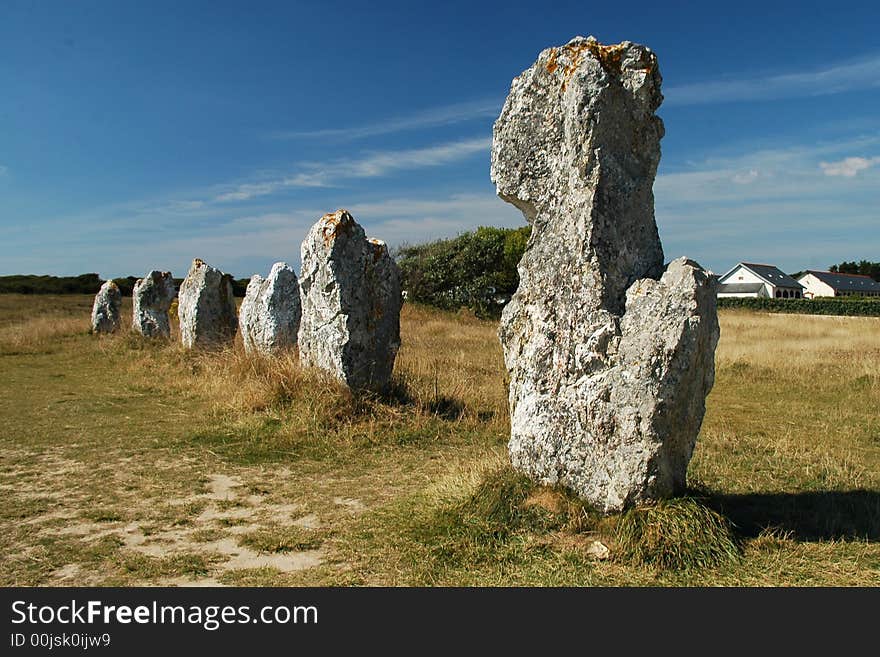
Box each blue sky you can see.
[1,0,879,279]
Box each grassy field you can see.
[0,294,878,586]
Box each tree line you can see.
[829,260,880,282]
[0,273,252,297]
[2,250,875,315]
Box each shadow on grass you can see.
[709,490,880,541]
[375,377,414,407]
[425,396,466,421]
[375,377,469,421]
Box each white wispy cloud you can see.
[664,53,880,106]
[269,99,501,141]
[349,193,524,244]
[731,169,759,185]
[655,134,880,204]
[213,137,491,202]
[92,191,520,277]
[819,156,880,177]
[654,135,880,272]
[167,200,205,210]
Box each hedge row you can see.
[0,273,104,295]
[717,297,880,317]
[0,274,252,297]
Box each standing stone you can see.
[240,262,301,355]
[298,210,402,392]
[90,280,122,334]
[132,270,176,338]
[491,36,719,512]
[177,259,238,349]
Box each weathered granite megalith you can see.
[90,280,122,334]
[491,36,719,512]
[240,262,301,355]
[177,259,238,349]
[132,270,176,338]
[298,210,402,392]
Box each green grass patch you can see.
[217,567,298,586]
[189,529,226,543]
[81,508,124,523]
[237,526,324,553]
[0,497,54,521]
[116,551,221,580]
[151,501,207,528]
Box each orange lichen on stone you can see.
[559,42,589,91]
[556,39,641,92]
[320,209,354,244]
[584,40,627,75]
[545,48,559,74]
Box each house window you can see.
[775,290,782,298]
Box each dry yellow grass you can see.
[0,315,88,354]
[0,297,878,586]
[116,303,508,423]
[716,310,880,380]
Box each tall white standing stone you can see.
[90,280,122,334]
[240,262,301,355]
[298,210,402,392]
[132,270,176,338]
[491,37,719,512]
[177,259,238,349]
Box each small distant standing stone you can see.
[239,262,301,355]
[90,280,122,334]
[298,210,402,392]
[177,258,238,349]
[132,270,176,338]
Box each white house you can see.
[717,262,805,299]
[796,270,880,298]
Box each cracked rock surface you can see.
[492,36,719,512]
[240,262,301,355]
[90,280,122,334]
[298,210,402,392]
[178,259,238,349]
[132,271,176,338]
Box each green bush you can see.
[111,276,139,296]
[230,278,251,298]
[717,297,880,316]
[396,225,531,318]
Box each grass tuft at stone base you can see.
[611,497,741,571]
[407,464,740,575]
